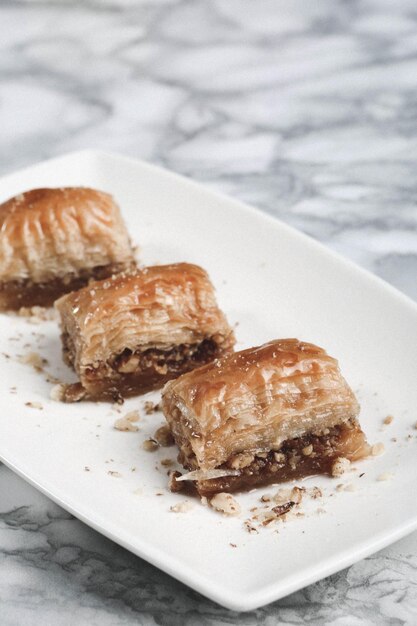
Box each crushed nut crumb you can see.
[142,439,159,452]
[170,500,194,513]
[210,492,241,516]
[25,401,43,410]
[383,415,394,425]
[371,442,385,456]
[271,501,295,519]
[308,486,322,499]
[17,306,57,322]
[228,452,255,469]
[114,410,140,432]
[144,401,160,414]
[273,486,304,506]
[244,520,259,534]
[18,351,45,371]
[331,457,351,477]
[50,383,66,402]
[260,494,272,503]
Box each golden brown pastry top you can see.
[162,339,360,470]
[55,263,235,368]
[0,188,134,282]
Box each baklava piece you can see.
[55,263,235,401]
[0,188,135,310]
[162,339,370,496]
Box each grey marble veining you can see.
[1,0,417,624]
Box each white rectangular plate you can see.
[0,150,416,612]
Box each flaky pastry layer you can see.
[56,263,235,399]
[162,339,363,471]
[0,188,135,288]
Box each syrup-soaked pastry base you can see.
[177,419,370,497]
[0,262,133,310]
[62,337,223,402]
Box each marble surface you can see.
[1,0,417,623]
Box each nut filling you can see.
[0,262,132,310]
[62,336,224,401]
[56,263,235,401]
[174,419,369,497]
[112,339,219,376]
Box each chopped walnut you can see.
[114,410,140,432]
[272,486,304,509]
[18,351,45,371]
[273,488,291,504]
[25,401,43,410]
[142,439,159,452]
[228,452,255,469]
[288,454,300,470]
[244,520,259,534]
[260,494,272,503]
[154,425,174,447]
[273,452,286,464]
[331,456,351,477]
[210,492,241,516]
[289,486,305,504]
[371,442,385,456]
[302,444,313,456]
[170,500,194,513]
[114,418,138,432]
[308,486,322,499]
[117,355,140,373]
[144,401,160,414]
[50,383,66,402]
[125,410,140,422]
[271,501,295,518]
[17,306,57,322]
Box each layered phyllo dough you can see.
[0,187,135,309]
[162,339,369,495]
[55,263,235,401]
